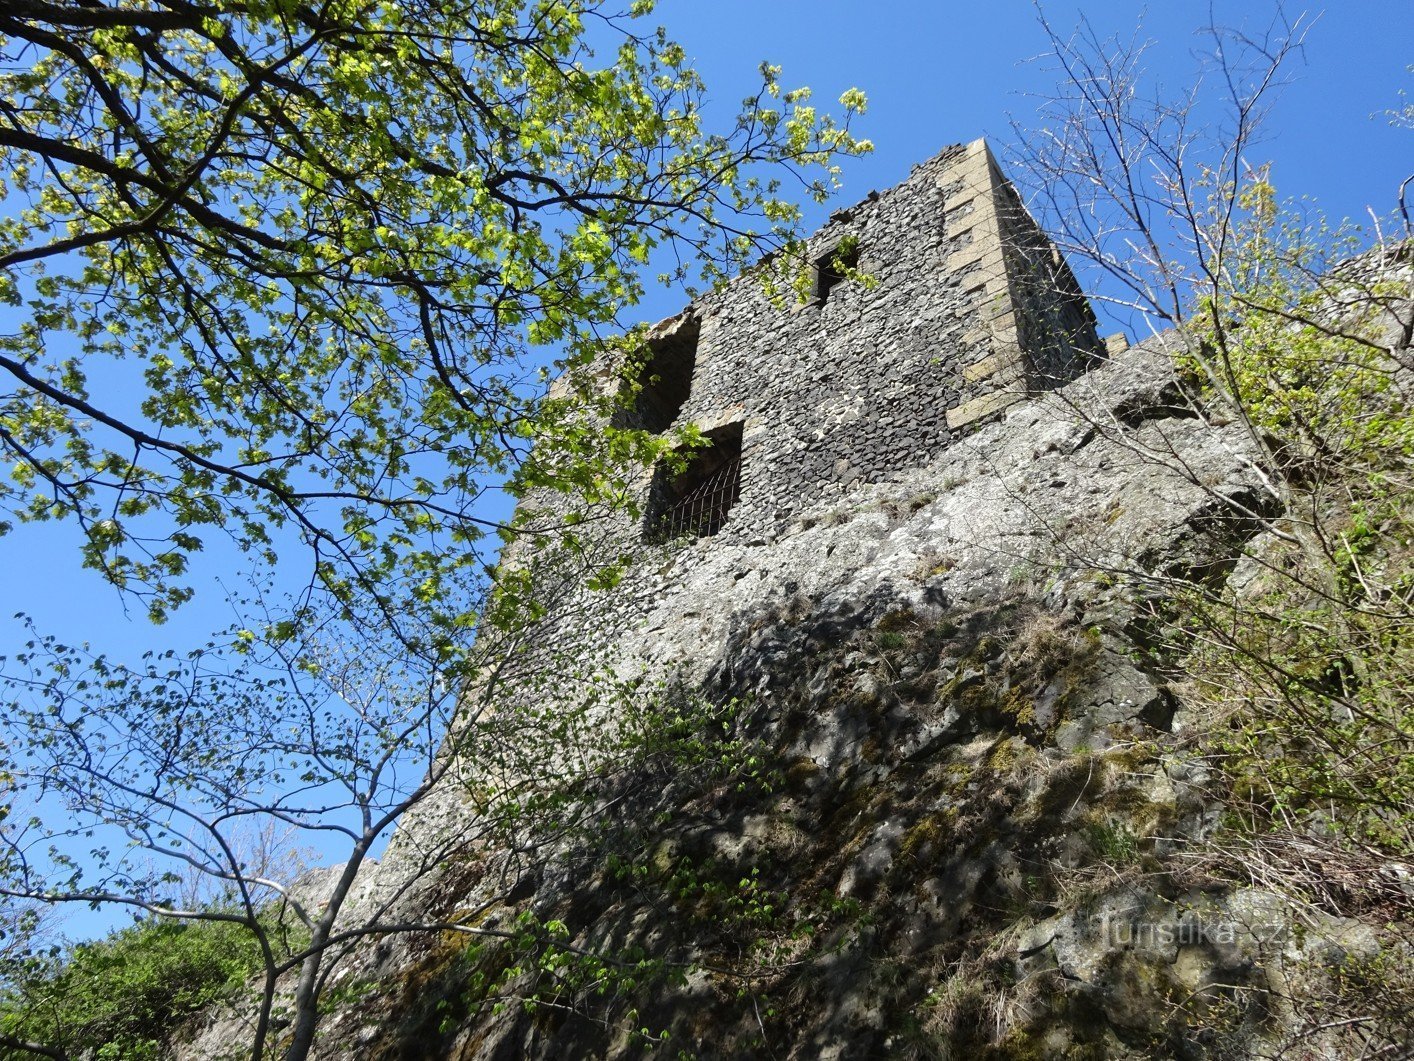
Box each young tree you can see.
[0,2,872,1056]
[0,528,715,1060]
[1001,8,1408,1046]
[1006,8,1414,1045]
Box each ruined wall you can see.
[295,332,1400,1061]
[481,139,1111,684]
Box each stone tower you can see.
[596,138,1102,553]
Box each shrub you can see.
[0,915,272,1060]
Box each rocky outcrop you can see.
[251,329,1408,1060]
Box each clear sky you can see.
[2,3,1409,923]
[646,1,1411,322]
[5,0,1410,711]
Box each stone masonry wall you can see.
[481,137,1113,709]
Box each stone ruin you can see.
[209,140,1412,1061]
[597,138,1106,551]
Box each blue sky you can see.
[655,1,1411,244]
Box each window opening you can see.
[814,240,860,304]
[612,316,699,433]
[645,422,743,543]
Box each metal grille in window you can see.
[658,456,741,540]
[646,424,743,543]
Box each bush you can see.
[0,915,270,1060]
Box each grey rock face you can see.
[325,343,1317,1058]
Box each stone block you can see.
[962,349,1023,384]
[946,245,1006,278]
[963,309,1019,349]
[943,191,979,214]
[945,387,1022,429]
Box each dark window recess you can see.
[814,240,859,303]
[612,317,700,433]
[645,423,743,543]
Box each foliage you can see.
[0,621,457,1060]
[0,0,870,636]
[0,914,283,1060]
[339,677,787,1056]
[1011,9,1414,1046]
[1178,214,1414,854]
[0,541,685,1060]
